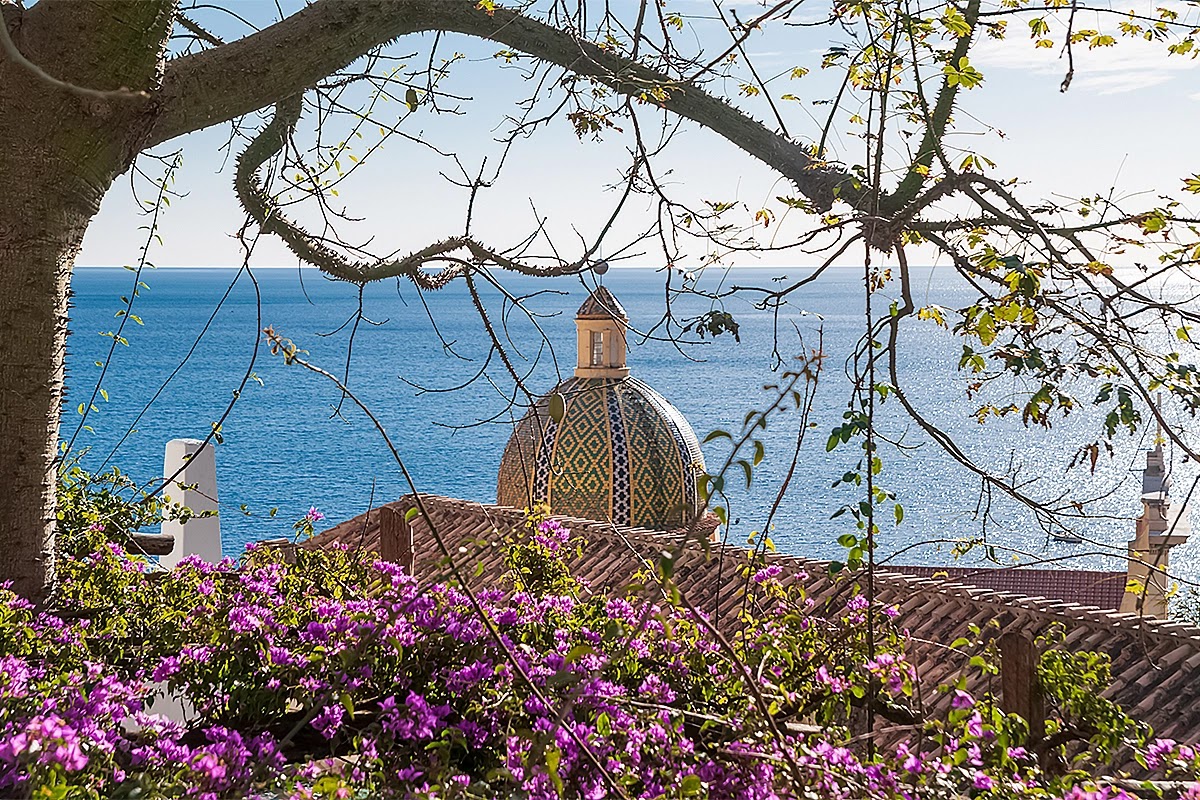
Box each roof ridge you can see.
[311,493,1200,649]
[866,563,1200,645]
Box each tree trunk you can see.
[0,184,96,601]
[0,0,174,601]
[0,83,126,601]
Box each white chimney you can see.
[159,438,222,567]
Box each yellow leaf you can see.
[918,305,947,327]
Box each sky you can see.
[77,0,1200,271]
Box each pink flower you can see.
[1146,738,1178,769]
[815,665,850,694]
[306,507,325,524]
[638,674,677,704]
[532,518,570,552]
[752,564,783,584]
[952,689,975,709]
[151,656,182,683]
[311,704,344,740]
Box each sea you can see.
[62,266,1197,582]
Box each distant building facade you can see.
[1120,436,1190,617]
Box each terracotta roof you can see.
[309,494,1200,748]
[891,566,1127,611]
[576,286,628,320]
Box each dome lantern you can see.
[574,286,629,379]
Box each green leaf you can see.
[941,7,972,36]
[405,507,421,523]
[660,550,676,580]
[942,56,985,89]
[564,644,593,664]
[976,311,996,345]
[548,392,567,423]
[1138,212,1167,234]
[545,746,564,794]
[314,776,342,794]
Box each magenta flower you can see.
[151,655,182,683]
[534,518,569,552]
[752,564,783,584]
[306,506,325,524]
[638,674,677,704]
[311,704,345,740]
[846,594,869,611]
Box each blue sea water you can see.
[63,266,1187,577]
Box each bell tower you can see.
[574,286,629,379]
[1120,434,1190,618]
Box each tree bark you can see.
[0,127,108,602]
[0,0,174,601]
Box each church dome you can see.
[497,288,707,530]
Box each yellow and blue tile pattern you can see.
[498,376,706,530]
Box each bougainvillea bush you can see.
[2,492,1199,798]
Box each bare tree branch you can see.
[152,0,858,211]
[235,95,580,285]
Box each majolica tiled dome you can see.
[496,288,706,529]
[497,376,706,529]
